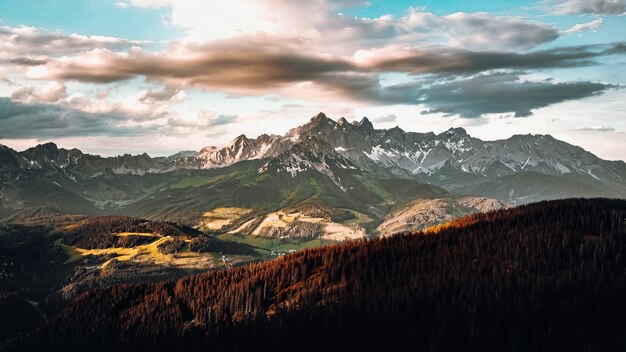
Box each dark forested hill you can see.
[13,198,626,352]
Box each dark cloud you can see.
[1,57,47,66]
[573,126,617,132]
[0,98,155,138]
[36,40,626,95]
[313,73,421,104]
[41,43,354,89]
[419,73,614,118]
[363,43,625,76]
[553,0,626,15]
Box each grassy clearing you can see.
[65,234,257,270]
[74,237,171,268]
[199,207,252,231]
[115,232,159,237]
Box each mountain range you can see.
[1,112,625,233]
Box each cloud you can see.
[114,2,130,9]
[211,114,238,126]
[0,25,149,58]
[573,125,616,132]
[39,82,68,102]
[419,73,614,118]
[563,18,604,35]
[125,1,559,51]
[0,57,47,66]
[0,97,157,138]
[357,43,624,75]
[552,0,626,15]
[139,84,185,103]
[408,11,559,50]
[10,82,67,103]
[167,110,238,128]
[25,38,626,98]
[371,114,397,123]
[27,42,354,91]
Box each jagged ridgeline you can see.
[1,113,625,222]
[13,198,626,352]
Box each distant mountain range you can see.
[1,112,624,233]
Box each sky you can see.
[0,0,624,160]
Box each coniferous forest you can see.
[11,198,626,352]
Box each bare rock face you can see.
[377,197,509,237]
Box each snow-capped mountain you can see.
[194,134,289,168]
[188,113,626,197]
[258,136,359,191]
[1,112,625,206]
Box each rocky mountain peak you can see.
[443,127,468,136]
[21,142,65,164]
[259,135,358,187]
[230,134,252,148]
[388,126,404,135]
[353,117,374,130]
[309,112,335,126]
[310,112,331,123]
[30,142,59,153]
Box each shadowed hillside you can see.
[12,198,626,351]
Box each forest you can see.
[9,198,626,352]
[59,216,202,249]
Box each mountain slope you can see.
[0,213,258,347]
[377,196,508,236]
[124,144,449,229]
[189,113,626,199]
[15,198,626,352]
[1,112,624,220]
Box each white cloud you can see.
[0,25,150,58]
[563,18,604,35]
[10,81,67,103]
[39,81,67,102]
[114,2,130,9]
[123,1,560,51]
